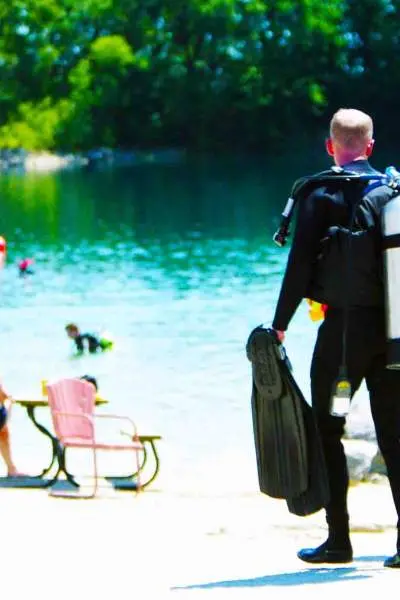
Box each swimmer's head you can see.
[18,258,34,271]
[65,323,80,339]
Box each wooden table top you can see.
[13,397,161,441]
[13,396,109,408]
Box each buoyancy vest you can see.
[274,167,398,309]
[307,181,387,308]
[273,167,385,247]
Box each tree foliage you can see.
[0,0,398,151]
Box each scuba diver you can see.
[265,108,400,569]
[65,323,114,355]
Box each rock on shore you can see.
[0,147,186,172]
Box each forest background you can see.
[0,0,399,154]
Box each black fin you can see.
[247,326,308,498]
[246,326,330,514]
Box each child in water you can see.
[65,323,114,354]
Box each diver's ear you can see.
[366,139,375,157]
[325,137,335,156]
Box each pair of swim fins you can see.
[246,325,330,516]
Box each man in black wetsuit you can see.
[271,108,400,568]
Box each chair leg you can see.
[49,446,98,500]
[91,447,98,498]
[135,448,142,492]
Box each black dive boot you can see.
[384,532,400,568]
[297,540,353,564]
[297,525,353,564]
[384,553,400,568]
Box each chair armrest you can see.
[92,413,139,439]
[53,411,95,436]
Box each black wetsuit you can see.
[75,333,102,354]
[272,160,400,551]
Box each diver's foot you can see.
[384,553,400,568]
[297,541,353,564]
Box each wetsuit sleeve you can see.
[272,188,328,331]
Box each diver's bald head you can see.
[330,108,373,154]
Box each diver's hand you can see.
[273,329,285,343]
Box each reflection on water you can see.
[0,156,374,490]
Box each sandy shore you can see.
[2,478,399,600]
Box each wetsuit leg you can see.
[367,359,400,551]
[311,311,365,544]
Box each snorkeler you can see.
[65,323,114,354]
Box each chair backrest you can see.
[47,378,96,442]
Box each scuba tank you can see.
[381,166,400,369]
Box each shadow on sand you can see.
[171,556,387,591]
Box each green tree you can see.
[0,0,398,152]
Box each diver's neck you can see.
[336,153,368,167]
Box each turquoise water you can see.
[0,157,375,490]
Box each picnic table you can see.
[3,396,161,491]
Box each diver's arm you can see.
[272,188,328,331]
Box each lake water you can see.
[0,155,377,491]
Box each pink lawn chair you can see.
[46,378,144,498]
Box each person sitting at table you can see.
[65,323,114,355]
[0,381,22,477]
[80,374,98,391]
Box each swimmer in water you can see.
[65,323,114,354]
[18,258,34,276]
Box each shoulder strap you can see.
[273,168,385,247]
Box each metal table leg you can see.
[106,437,161,490]
[141,439,161,488]
[26,406,78,487]
[26,406,59,478]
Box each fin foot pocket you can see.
[246,327,283,400]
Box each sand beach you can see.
[2,475,399,600]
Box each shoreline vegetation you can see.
[0,2,398,158]
[0,147,187,172]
